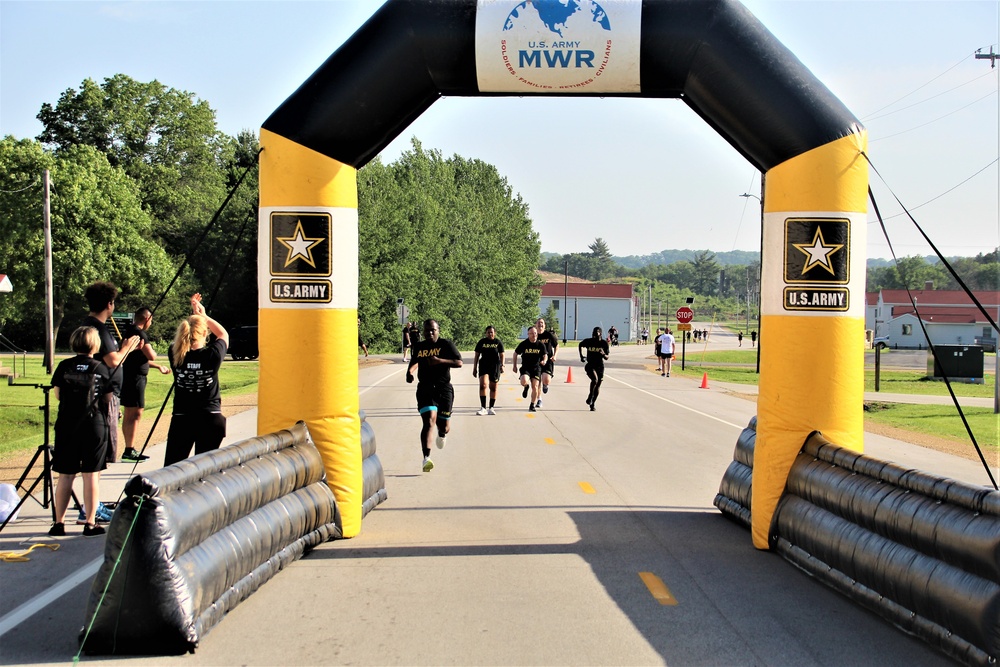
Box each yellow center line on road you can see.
[578,481,596,494]
[638,571,678,606]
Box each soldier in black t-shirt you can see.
[512,326,549,412]
[48,326,113,537]
[164,294,230,466]
[472,326,505,415]
[579,326,610,411]
[535,318,559,405]
[82,281,141,463]
[120,307,171,462]
[406,319,463,472]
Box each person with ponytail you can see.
[164,293,230,466]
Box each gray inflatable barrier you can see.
[773,432,999,665]
[713,416,756,527]
[81,421,341,655]
[361,409,387,517]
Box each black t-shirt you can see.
[411,338,462,386]
[82,315,123,393]
[579,337,610,367]
[537,330,559,357]
[515,338,547,371]
[474,337,504,367]
[122,323,151,377]
[170,338,227,414]
[51,355,111,430]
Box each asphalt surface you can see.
[1,332,995,666]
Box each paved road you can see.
[1,342,992,666]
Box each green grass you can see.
[862,402,998,454]
[0,357,258,459]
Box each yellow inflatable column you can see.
[258,129,363,537]
[752,132,869,549]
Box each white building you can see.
[874,285,999,350]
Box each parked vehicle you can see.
[229,326,258,360]
[873,336,890,350]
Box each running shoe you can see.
[528,404,536,412]
[590,404,596,411]
[586,396,593,405]
[48,523,65,537]
[542,384,549,394]
[476,407,488,416]
[535,399,542,408]
[487,407,496,415]
[121,448,149,462]
[522,385,529,398]
[667,372,670,377]
[661,372,665,377]
[422,457,434,472]
[436,435,446,449]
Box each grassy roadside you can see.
[662,351,998,460]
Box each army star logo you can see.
[792,228,843,276]
[277,220,325,269]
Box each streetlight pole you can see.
[740,190,764,373]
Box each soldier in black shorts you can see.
[406,319,463,472]
[579,326,610,411]
[535,317,559,406]
[472,325,504,415]
[512,326,548,412]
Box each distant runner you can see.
[472,325,505,415]
[579,326,610,411]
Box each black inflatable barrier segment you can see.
[773,432,1000,666]
[360,410,388,517]
[81,421,341,655]
[713,416,756,527]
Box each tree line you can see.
[0,75,541,354]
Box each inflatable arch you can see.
[259,0,867,545]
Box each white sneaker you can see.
[436,435,446,449]
[535,399,542,408]
[476,407,488,416]
[487,407,496,415]
[422,457,434,472]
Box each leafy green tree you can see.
[691,251,721,296]
[36,75,227,258]
[357,140,541,351]
[0,137,175,347]
[542,302,561,338]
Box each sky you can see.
[1,0,998,261]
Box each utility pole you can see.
[978,48,1000,413]
[975,47,998,68]
[43,170,54,374]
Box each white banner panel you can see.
[476,0,641,93]
[760,211,867,318]
[258,206,358,309]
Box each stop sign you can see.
[675,306,694,323]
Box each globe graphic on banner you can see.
[504,0,611,37]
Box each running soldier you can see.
[472,325,504,415]
[406,319,463,472]
[512,326,548,412]
[535,317,559,407]
[579,326,610,411]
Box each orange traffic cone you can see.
[699,372,709,389]
[566,366,574,383]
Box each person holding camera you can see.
[406,319,462,473]
[48,326,113,537]
[163,294,229,466]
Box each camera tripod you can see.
[0,381,79,534]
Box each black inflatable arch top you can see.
[262,0,860,172]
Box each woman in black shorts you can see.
[579,326,610,411]
[49,326,113,536]
[164,293,230,466]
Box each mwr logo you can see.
[270,280,332,303]
[477,0,640,93]
[783,217,849,284]
[270,212,331,277]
